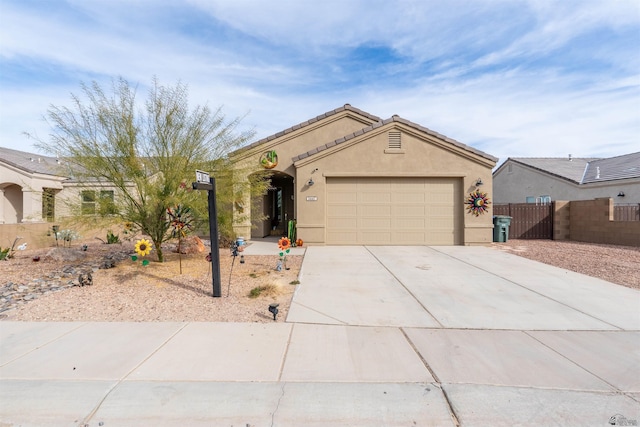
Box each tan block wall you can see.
[553,201,571,240]
[0,222,124,251]
[0,223,55,250]
[569,198,640,247]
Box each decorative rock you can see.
[1,249,130,313]
[176,236,205,254]
[45,248,88,262]
[78,272,93,286]
[100,259,116,269]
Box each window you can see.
[42,188,56,222]
[81,191,96,214]
[81,190,116,215]
[525,196,535,204]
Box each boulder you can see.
[177,236,205,254]
[44,248,88,262]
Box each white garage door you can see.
[326,177,461,245]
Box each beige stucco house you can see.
[0,148,68,224]
[230,105,498,246]
[0,147,117,224]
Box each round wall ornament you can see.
[260,150,278,169]
[466,190,491,216]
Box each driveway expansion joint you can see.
[77,322,189,426]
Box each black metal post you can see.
[208,177,222,297]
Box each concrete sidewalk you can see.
[240,236,307,256]
[1,245,639,426]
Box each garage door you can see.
[326,177,461,245]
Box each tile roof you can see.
[508,153,640,184]
[292,115,498,163]
[508,157,598,183]
[0,146,68,177]
[232,104,381,154]
[582,152,640,183]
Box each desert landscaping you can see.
[0,238,302,322]
[0,237,637,323]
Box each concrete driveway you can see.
[1,245,639,426]
[288,245,639,330]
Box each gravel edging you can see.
[494,239,640,289]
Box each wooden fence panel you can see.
[493,204,553,239]
[614,204,640,221]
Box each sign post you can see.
[193,171,222,297]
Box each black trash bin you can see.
[493,215,512,242]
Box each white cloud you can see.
[0,0,638,160]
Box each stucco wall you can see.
[231,111,379,238]
[493,161,638,204]
[293,122,495,245]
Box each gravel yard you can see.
[1,238,637,322]
[494,239,640,289]
[1,240,302,322]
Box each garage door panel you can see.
[328,204,357,217]
[396,218,426,229]
[359,205,392,217]
[327,177,460,245]
[392,232,426,244]
[328,217,357,229]
[392,205,425,217]
[327,231,358,244]
[359,192,391,203]
[360,217,392,229]
[428,218,455,229]
[328,192,357,203]
[427,234,453,245]
[392,192,425,203]
[360,231,391,244]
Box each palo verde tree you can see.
[33,77,264,262]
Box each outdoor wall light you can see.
[268,303,279,321]
[618,191,625,197]
[475,178,484,187]
[308,178,314,186]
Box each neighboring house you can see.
[493,153,640,205]
[230,104,498,245]
[0,147,116,223]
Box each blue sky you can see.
[1,0,639,165]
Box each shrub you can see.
[106,230,120,244]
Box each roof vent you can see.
[568,154,572,161]
[596,166,600,179]
[388,131,401,150]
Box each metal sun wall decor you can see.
[466,190,491,216]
